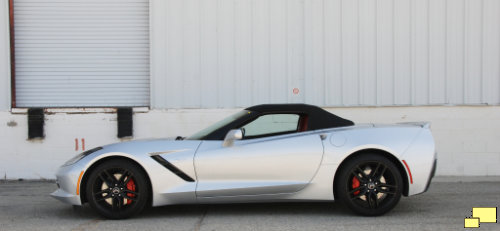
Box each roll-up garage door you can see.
[13,0,150,107]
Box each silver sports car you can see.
[51,104,437,219]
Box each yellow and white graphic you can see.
[473,207,497,223]
[464,218,480,228]
[464,207,497,228]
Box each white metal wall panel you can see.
[149,0,500,109]
[483,0,500,104]
[14,0,150,107]
[393,0,411,105]
[446,0,466,105]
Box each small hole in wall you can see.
[7,120,17,127]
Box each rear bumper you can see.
[423,158,437,193]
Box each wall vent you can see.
[117,108,133,138]
[28,108,44,139]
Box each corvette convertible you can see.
[51,104,436,219]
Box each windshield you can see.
[186,110,250,140]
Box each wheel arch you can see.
[333,148,410,198]
[79,156,153,205]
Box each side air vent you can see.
[151,155,195,182]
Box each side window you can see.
[241,114,300,138]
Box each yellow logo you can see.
[464,207,497,228]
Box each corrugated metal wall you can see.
[150,0,500,109]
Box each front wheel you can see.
[85,159,150,219]
[334,154,403,216]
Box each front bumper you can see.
[50,164,84,206]
[51,188,81,205]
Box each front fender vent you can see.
[151,155,195,182]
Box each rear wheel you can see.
[335,154,403,216]
[85,159,150,219]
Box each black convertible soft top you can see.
[246,104,354,131]
[195,103,354,140]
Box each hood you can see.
[99,139,203,157]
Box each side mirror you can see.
[222,129,243,147]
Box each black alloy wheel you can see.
[335,153,403,216]
[86,159,150,219]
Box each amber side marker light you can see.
[76,171,84,195]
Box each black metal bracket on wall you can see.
[117,108,133,138]
[28,108,44,139]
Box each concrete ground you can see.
[0,177,499,231]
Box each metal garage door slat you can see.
[14,0,150,107]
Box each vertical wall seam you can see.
[322,0,326,105]
[444,0,448,104]
[392,0,395,105]
[233,0,237,107]
[426,0,430,104]
[340,0,344,105]
[463,0,467,104]
[166,0,170,108]
[198,0,203,108]
[285,0,289,103]
[250,0,254,105]
[301,0,305,103]
[302,0,306,103]
[410,0,414,105]
[215,0,220,107]
[267,0,271,103]
[480,0,484,103]
[181,0,186,107]
[357,0,361,105]
[374,0,378,105]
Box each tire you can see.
[85,159,150,219]
[334,153,403,216]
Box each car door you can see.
[194,114,324,198]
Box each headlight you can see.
[62,147,103,166]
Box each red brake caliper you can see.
[126,178,136,205]
[352,176,360,195]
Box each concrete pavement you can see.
[0,177,499,231]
